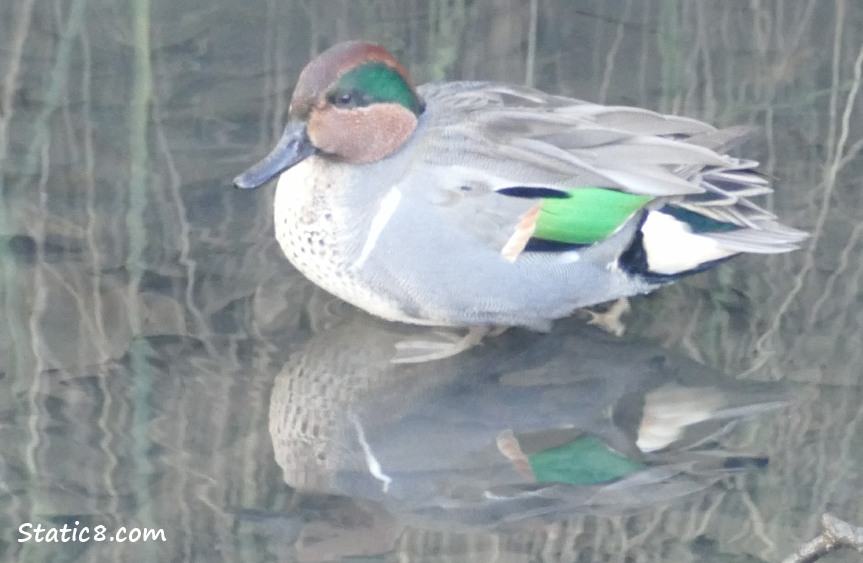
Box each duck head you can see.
[234,41,425,189]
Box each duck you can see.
[234,40,807,332]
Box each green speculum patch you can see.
[335,62,424,115]
[528,435,645,485]
[534,187,653,245]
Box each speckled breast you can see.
[272,158,417,323]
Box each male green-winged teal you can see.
[234,41,807,331]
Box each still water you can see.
[2,0,862,561]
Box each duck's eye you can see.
[329,90,357,108]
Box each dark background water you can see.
[2,0,862,561]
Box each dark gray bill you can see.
[233,121,317,189]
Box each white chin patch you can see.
[641,211,736,275]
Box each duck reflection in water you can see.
[262,312,794,554]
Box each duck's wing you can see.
[412,82,806,263]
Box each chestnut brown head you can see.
[234,41,424,189]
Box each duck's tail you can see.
[619,137,808,281]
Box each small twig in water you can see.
[781,513,863,563]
